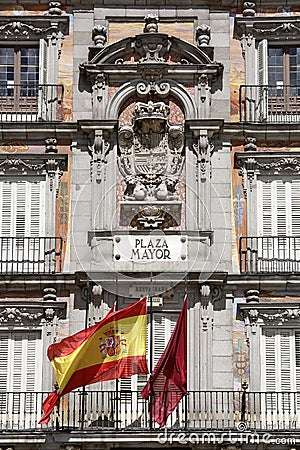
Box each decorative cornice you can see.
[0,153,68,195]
[234,16,300,41]
[0,301,66,325]
[0,154,68,175]
[235,152,300,174]
[0,16,69,40]
[238,304,300,326]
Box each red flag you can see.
[141,297,187,427]
[39,300,148,424]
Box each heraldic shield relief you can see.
[118,101,184,229]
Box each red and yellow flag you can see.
[39,297,148,424]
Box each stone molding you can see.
[0,300,66,325]
[0,15,69,41]
[0,153,68,195]
[238,303,300,328]
[235,151,300,197]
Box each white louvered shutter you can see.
[0,331,41,393]
[262,328,300,392]
[257,39,268,86]
[39,39,47,85]
[0,179,45,237]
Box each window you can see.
[0,46,39,111]
[0,331,42,428]
[255,176,300,272]
[261,328,300,421]
[0,178,45,237]
[268,47,300,90]
[0,178,46,273]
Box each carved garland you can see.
[241,308,300,326]
[0,306,65,325]
[236,156,300,197]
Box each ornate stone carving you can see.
[43,287,57,301]
[132,34,171,64]
[256,157,300,173]
[245,289,259,303]
[196,25,211,47]
[143,14,159,33]
[0,21,48,37]
[118,101,184,202]
[136,79,170,98]
[241,307,300,325]
[92,25,107,48]
[0,154,67,196]
[0,306,63,324]
[45,138,58,153]
[193,133,214,181]
[48,1,62,15]
[88,129,111,182]
[244,137,256,152]
[243,1,256,17]
[255,22,300,36]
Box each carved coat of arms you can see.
[118,101,184,203]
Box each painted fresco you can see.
[233,296,249,390]
[108,21,194,45]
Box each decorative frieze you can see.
[0,303,65,325]
[0,16,68,41]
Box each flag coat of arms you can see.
[39,297,148,424]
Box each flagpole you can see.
[115,272,119,431]
[81,274,90,430]
[184,271,188,430]
[149,270,153,430]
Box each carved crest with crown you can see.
[118,100,184,228]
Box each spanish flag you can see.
[39,297,148,424]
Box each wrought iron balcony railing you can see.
[0,83,64,122]
[0,237,63,274]
[239,85,300,122]
[239,236,300,273]
[1,390,300,432]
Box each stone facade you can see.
[0,1,299,449]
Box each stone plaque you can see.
[114,235,187,262]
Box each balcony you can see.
[1,390,300,434]
[0,84,64,122]
[239,236,300,273]
[240,85,300,123]
[0,237,63,274]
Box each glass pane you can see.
[20,48,39,89]
[268,47,283,86]
[289,47,300,88]
[0,48,15,86]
